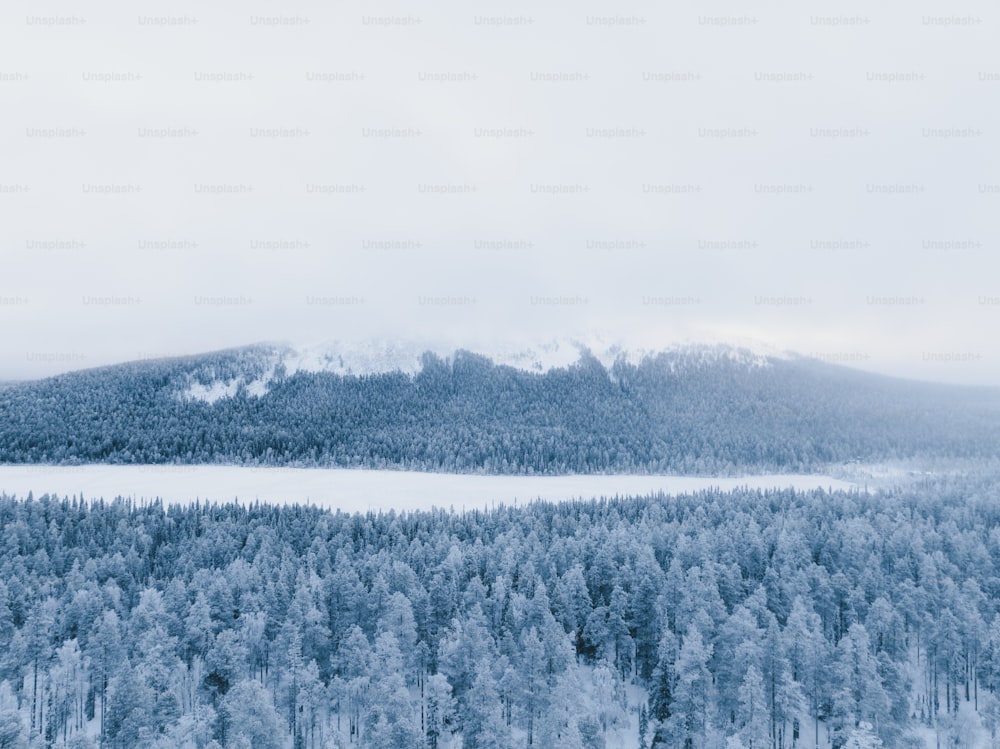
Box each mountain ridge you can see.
[178,340,788,404]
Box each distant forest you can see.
[1,346,998,474]
[3,475,1000,748]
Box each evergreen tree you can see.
[785,597,828,749]
[462,661,513,749]
[736,666,769,749]
[517,627,548,745]
[534,667,585,749]
[365,632,421,749]
[664,627,714,749]
[0,681,25,749]
[639,703,649,749]
[650,628,678,725]
[424,673,455,749]
[832,624,889,746]
[218,680,283,749]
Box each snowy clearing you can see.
[0,465,860,512]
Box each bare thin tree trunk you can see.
[31,659,38,734]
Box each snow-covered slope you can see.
[179,337,790,403]
[280,335,791,376]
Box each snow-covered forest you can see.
[2,345,999,474]
[3,474,1000,748]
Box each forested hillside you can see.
[2,477,1000,748]
[1,345,998,473]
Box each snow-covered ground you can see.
[0,465,860,512]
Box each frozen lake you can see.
[0,464,861,513]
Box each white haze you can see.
[1,0,998,385]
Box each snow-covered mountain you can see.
[2,339,998,474]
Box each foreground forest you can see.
[2,345,999,473]
[2,475,1000,748]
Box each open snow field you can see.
[0,465,860,512]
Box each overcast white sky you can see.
[2,0,999,385]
